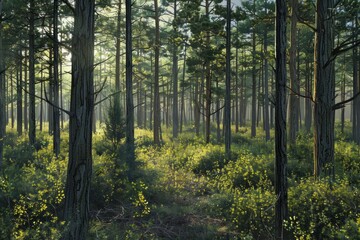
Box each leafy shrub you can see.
[231,187,275,239]
[287,179,360,239]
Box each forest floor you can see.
[1,123,360,239]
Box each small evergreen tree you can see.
[105,96,126,144]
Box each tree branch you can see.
[332,91,360,110]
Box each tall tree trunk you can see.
[194,77,200,136]
[53,0,60,156]
[153,0,161,145]
[64,0,95,239]
[10,71,14,128]
[172,0,179,138]
[264,20,270,141]
[0,0,5,169]
[17,51,23,136]
[180,45,186,133]
[275,0,288,238]
[235,47,239,133]
[353,18,359,144]
[224,0,231,157]
[304,57,312,133]
[28,0,36,145]
[48,48,54,134]
[251,1,256,138]
[205,0,211,143]
[288,0,299,144]
[126,0,135,168]
[115,0,122,131]
[24,51,28,131]
[313,0,335,179]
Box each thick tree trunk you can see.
[63,0,95,239]
[28,0,36,145]
[275,0,288,238]
[288,0,299,144]
[153,0,161,145]
[313,0,335,179]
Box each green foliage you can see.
[287,179,360,239]
[104,97,125,144]
[0,134,65,239]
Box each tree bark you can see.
[288,0,299,144]
[153,0,161,145]
[263,4,270,141]
[313,0,335,179]
[63,0,95,239]
[0,0,5,169]
[275,0,288,238]
[353,18,359,144]
[224,0,231,157]
[28,0,36,145]
[126,0,135,169]
[205,0,211,143]
[304,57,312,133]
[172,0,179,138]
[53,0,60,156]
[251,0,256,138]
[17,50,23,136]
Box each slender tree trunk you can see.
[17,51,23,136]
[288,0,299,144]
[10,71,14,128]
[194,77,200,136]
[205,0,211,143]
[153,0,161,145]
[180,45,186,133]
[115,0,122,131]
[40,78,43,131]
[0,0,5,169]
[64,0,95,238]
[28,0,36,145]
[235,47,239,133]
[48,48,54,134]
[172,0,179,138]
[353,18,359,144]
[24,51,28,131]
[275,0,288,238]
[126,0,135,167]
[53,0,60,156]
[264,21,270,141]
[224,0,231,157]
[313,0,335,180]
[304,57,312,133]
[251,1,257,138]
